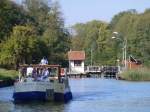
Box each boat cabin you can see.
[19,64,62,82]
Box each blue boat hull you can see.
[13,91,72,102]
[54,92,72,102]
[13,91,46,102]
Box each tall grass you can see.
[0,68,18,81]
[120,67,150,81]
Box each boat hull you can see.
[13,91,72,102]
[13,81,52,102]
[13,91,46,102]
[54,92,72,102]
[13,81,72,102]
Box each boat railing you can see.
[18,64,67,83]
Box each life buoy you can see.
[61,68,65,76]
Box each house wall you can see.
[127,62,142,69]
[69,60,85,74]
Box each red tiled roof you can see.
[68,51,85,60]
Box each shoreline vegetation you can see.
[0,68,18,87]
[120,67,150,81]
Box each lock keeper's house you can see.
[68,51,85,75]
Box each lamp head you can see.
[112,36,116,39]
[113,32,118,34]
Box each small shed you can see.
[127,55,142,69]
[68,51,85,74]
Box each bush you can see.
[120,67,150,81]
[0,68,18,81]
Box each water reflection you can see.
[13,102,65,112]
[1,79,150,112]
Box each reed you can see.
[120,67,150,81]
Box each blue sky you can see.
[14,0,150,26]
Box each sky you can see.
[14,0,150,26]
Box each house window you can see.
[74,60,82,66]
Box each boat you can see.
[13,64,72,102]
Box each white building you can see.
[68,51,85,74]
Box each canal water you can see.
[0,78,150,112]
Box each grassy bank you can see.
[120,68,150,81]
[0,68,18,87]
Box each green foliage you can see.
[120,68,150,81]
[0,25,39,68]
[109,9,137,30]
[23,0,51,35]
[112,9,150,67]
[71,23,87,50]
[133,12,150,66]
[71,9,150,67]
[0,0,32,41]
[42,1,70,65]
[72,20,114,65]
[0,68,18,80]
[0,0,150,69]
[0,0,70,69]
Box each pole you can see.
[112,32,128,70]
[91,48,92,66]
[117,59,120,73]
[122,47,124,69]
[124,39,127,70]
[129,55,131,69]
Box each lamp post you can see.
[91,48,93,66]
[117,59,120,73]
[124,39,127,69]
[112,32,127,70]
[90,41,96,66]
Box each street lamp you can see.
[112,32,127,70]
[112,36,116,39]
[113,32,118,35]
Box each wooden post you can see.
[58,66,61,83]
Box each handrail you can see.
[19,64,61,68]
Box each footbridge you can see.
[67,66,119,78]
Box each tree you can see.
[0,0,32,42]
[0,25,39,69]
[0,0,71,68]
[23,0,51,35]
[133,12,150,66]
[42,1,70,66]
[111,11,138,61]
[71,23,87,50]
[71,20,113,65]
[109,9,137,30]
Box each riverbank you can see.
[119,67,150,81]
[0,68,18,87]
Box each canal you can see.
[0,78,150,112]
